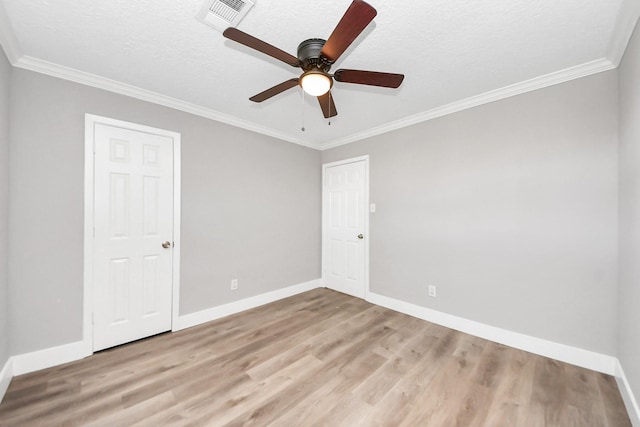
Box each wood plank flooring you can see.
[0,289,631,426]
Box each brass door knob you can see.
[162,241,172,248]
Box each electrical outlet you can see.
[231,279,238,291]
[428,285,437,298]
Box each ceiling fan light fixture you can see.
[300,70,332,96]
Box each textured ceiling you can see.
[0,0,636,149]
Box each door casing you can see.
[83,114,181,354]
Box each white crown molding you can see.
[0,1,21,63]
[12,55,319,150]
[0,7,316,150]
[8,57,616,154]
[0,1,627,151]
[616,360,640,426]
[174,279,322,331]
[367,291,618,376]
[6,54,617,154]
[320,58,616,150]
[608,0,640,66]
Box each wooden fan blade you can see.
[317,92,338,118]
[223,28,301,67]
[334,69,404,88]
[320,0,377,63]
[250,79,299,102]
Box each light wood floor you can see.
[0,289,631,426]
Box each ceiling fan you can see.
[222,0,404,119]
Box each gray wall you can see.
[1,42,631,385]
[0,49,10,366]
[323,71,619,355]
[8,68,321,355]
[618,20,640,410]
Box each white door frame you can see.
[322,155,370,299]
[83,114,181,354]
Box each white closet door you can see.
[93,123,174,351]
[323,159,367,298]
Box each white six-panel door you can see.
[93,123,174,351]
[322,158,368,298]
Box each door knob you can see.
[357,234,364,240]
[162,241,172,248]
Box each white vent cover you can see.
[197,0,255,31]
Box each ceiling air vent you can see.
[197,0,255,31]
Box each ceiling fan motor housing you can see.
[297,38,331,71]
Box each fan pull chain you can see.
[328,91,332,126]
[301,89,306,132]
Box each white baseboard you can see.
[616,360,640,426]
[11,341,90,377]
[2,284,634,422]
[0,280,322,403]
[1,342,90,403]
[0,357,13,404]
[3,280,321,380]
[173,279,322,331]
[366,291,617,375]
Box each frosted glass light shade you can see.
[300,72,331,96]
